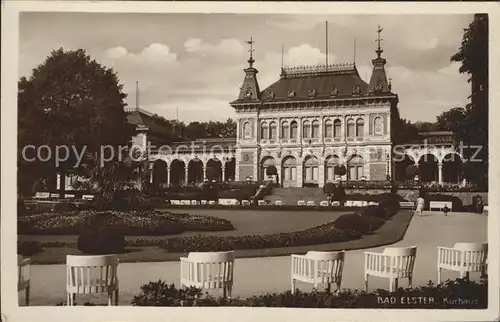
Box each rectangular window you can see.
[325,126,333,138]
[347,124,355,138]
[358,166,363,179]
[290,126,298,139]
[312,167,318,181]
[327,167,334,181]
[334,124,341,138]
[349,166,356,180]
[270,127,277,140]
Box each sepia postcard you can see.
[1,1,499,322]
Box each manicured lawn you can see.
[19,210,414,264]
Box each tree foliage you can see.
[18,48,133,196]
[265,165,278,176]
[449,14,488,186]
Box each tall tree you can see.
[450,14,488,186]
[18,48,134,196]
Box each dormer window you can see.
[245,88,252,98]
[287,90,296,98]
[268,91,276,99]
[352,84,361,95]
[308,88,316,98]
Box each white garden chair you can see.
[364,246,417,292]
[66,255,119,306]
[437,242,488,284]
[180,251,235,298]
[291,251,345,294]
[18,255,31,306]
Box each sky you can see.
[19,13,473,123]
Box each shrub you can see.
[378,197,401,217]
[158,221,361,253]
[132,277,487,309]
[131,280,204,306]
[17,241,43,256]
[323,182,336,196]
[77,225,125,255]
[333,213,383,234]
[360,205,387,219]
[52,202,77,212]
[334,165,347,176]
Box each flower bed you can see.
[130,277,487,308]
[18,210,234,236]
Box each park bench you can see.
[275,200,283,206]
[364,246,417,292]
[66,255,119,306]
[82,194,94,201]
[33,192,50,200]
[437,243,487,284]
[306,201,316,206]
[320,200,329,207]
[180,251,234,298]
[241,200,251,206]
[429,201,453,211]
[291,251,345,294]
[297,200,306,206]
[18,255,31,306]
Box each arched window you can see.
[373,116,383,135]
[261,122,269,140]
[281,121,289,139]
[324,119,333,138]
[303,121,311,139]
[347,118,355,138]
[312,120,320,139]
[333,119,341,138]
[243,121,251,139]
[290,121,298,139]
[269,122,277,140]
[356,118,365,137]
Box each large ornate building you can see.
[133,29,465,189]
[230,34,399,188]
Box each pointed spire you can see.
[234,37,261,102]
[368,25,390,93]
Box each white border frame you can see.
[2,2,499,322]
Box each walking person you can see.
[415,195,425,216]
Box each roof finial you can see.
[245,37,255,67]
[376,25,384,58]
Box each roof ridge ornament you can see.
[376,25,384,58]
[245,37,255,68]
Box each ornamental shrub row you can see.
[157,223,362,253]
[131,277,487,308]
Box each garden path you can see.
[23,211,487,306]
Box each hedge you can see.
[130,277,487,308]
[156,222,361,252]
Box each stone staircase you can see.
[263,187,327,205]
